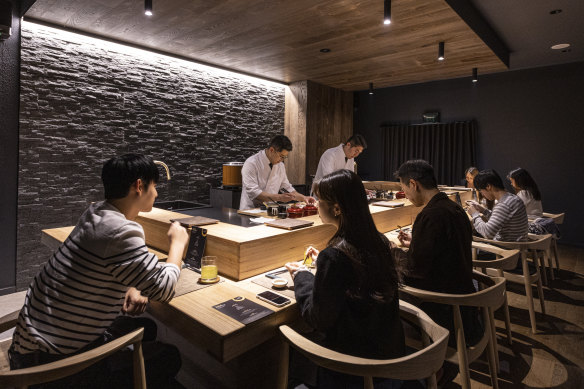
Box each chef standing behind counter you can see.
[312,134,367,196]
[240,135,315,210]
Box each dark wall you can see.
[16,22,285,290]
[0,0,20,294]
[355,62,584,247]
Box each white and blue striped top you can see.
[12,201,180,355]
[472,192,528,242]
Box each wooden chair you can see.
[401,272,506,389]
[473,234,549,333]
[542,212,565,272]
[471,241,519,347]
[279,300,449,389]
[0,310,147,389]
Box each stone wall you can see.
[17,23,285,290]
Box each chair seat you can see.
[0,339,11,372]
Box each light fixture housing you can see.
[145,0,153,16]
[369,82,374,95]
[472,68,478,83]
[384,0,391,25]
[438,42,445,61]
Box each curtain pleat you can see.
[382,121,477,185]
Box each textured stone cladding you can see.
[17,24,285,290]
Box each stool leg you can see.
[489,307,500,373]
[533,249,548,286]
[484,308,499,389]
[553,240,561,271]
[534,263,546,316]
[503,294,513,345]
[546,248,555,281]
[522,252,538,333]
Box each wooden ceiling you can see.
[25,0,508,91]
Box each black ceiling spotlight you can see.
[145,0,153,16]
[550,9,562,15]
[472,68,478,83]
[369,82,374,95]
[384,0,391,25]
[438,41,445,61]
[320,48,331,53]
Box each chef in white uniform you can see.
[240,135,315,210]
[312,134,368,195]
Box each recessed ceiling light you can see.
[320,48,331,53]
[551,43,570,50]
[549,9,562,15]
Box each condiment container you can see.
[272,278,288,289]
[303,204,318,216]
[287,205,304,219]
[396,191,406,199]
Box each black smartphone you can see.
[265,269,288,279]
[256,290,291,307]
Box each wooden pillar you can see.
[284,80,353,186]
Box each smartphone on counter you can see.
[256,290,291,308]
[265,269,288,279]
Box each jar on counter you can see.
[303,204,318,216]
[395,191,406,199]
[287,205,304,219]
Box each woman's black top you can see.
[293,247,405,360]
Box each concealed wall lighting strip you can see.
[369,82,374,95]
[438,41,445,60]
[472,67,478,83]
[22,19,287,88]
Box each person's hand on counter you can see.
[303,195,316,204]
[285,261,310,279]
[398,230,412,248]
[122,287,148,316]
[166,221,189,267]
[276,192,297,202]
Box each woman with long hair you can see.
[286,169,404,388]
[507,168,543,218]
[466,166,495,211]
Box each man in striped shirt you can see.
[10,154,189,387]
[468,169,529,242]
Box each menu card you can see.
[213,296,274,325]
[183,227,207,271]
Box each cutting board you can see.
[265,219,314,230]
[170,216,219,227]
[372,200,406,208]
[237,209,268,217]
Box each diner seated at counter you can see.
[391,160,483,386]
[239,134,314,210]
[286,169,404,389]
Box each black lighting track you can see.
[445,0,510,68]
[22,17,288,87]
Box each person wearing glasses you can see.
[312,134,367,195]
[240,134,314,210]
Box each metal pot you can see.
[222,162,244,187]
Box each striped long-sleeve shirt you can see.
[472,192,528,241]
[12,201,180,355]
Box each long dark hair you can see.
[315,169,399,303]
[508,168,542,201]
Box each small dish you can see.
[271,277,288,289]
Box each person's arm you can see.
[292,249,348,331]
[242,161,295,203]
[472,202,510,239]
[404,213,438,285]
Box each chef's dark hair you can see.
[345,134,367,149]
[102,154,159,199]
[394,159,437,189]
[474,169,505,191]
[268,135,293,152]
[315,169,399,303]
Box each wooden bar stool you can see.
[279,300,449,389]
[473,235,549,333]
[401,272,506,389]
[542,212,565,273]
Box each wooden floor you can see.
[449,245,584,388]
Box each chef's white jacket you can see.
[239,150,295,210]
[314,144,354,184]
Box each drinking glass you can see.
[201,256,218,282]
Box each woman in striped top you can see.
[10,154,189,387]
[468,169,528,242]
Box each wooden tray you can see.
[372,200,406,208]
[265,219,314,230]
[170,216,219,227]
[237,209,268,217]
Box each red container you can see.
[287,205,304,219]
[303,204,318,216]
[395,191,406,199]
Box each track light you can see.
[472,68,478,83]
[438,42,445,61]
[384,0,391,25]
[369,83,374,95]
[145,0,153,16]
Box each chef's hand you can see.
[398,231,412,248]
[304,196,316,204]
[122,287,148,316]
[277,193,296,202]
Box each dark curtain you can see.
[382,120,477,185]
